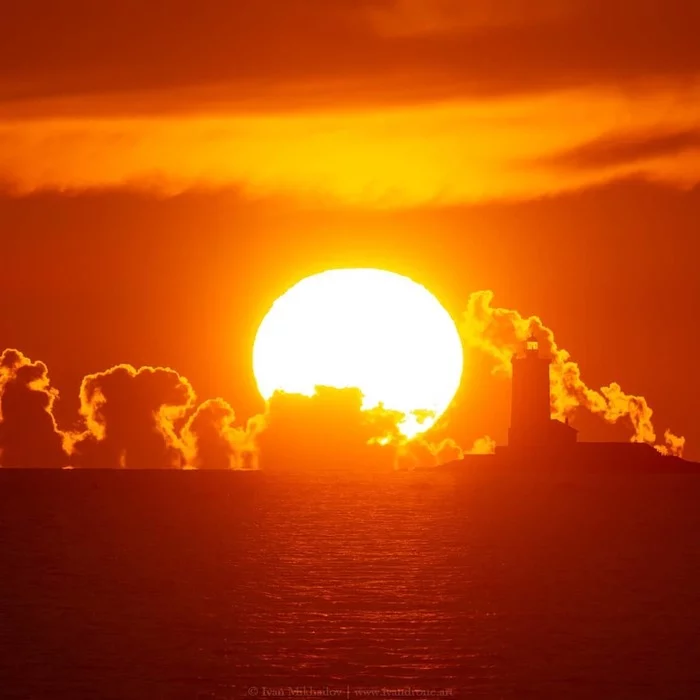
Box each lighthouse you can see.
[507,334,577,450]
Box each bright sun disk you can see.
[252,268,463,438]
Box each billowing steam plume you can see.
[0,349,68,468]
[461,290,685,457]
[67,364,197,469]
[0,290,686,468]
[181,398,264,470]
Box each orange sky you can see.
[1,0,699,464]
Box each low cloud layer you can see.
[543,129,700,171]
[3,1,699,105]
[2,87,700,205]
[0,291,685,469]
[1,0,699,205]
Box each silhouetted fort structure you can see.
[452,335,694,470]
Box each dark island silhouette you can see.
[442,335,696,473]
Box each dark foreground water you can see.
[1,467,700,700]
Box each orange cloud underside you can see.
[2,86,700,204]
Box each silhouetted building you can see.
[502,335,577,453]
[437,334,694,470]
[483,335,692,468]
[438,336,694,471]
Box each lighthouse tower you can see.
[503,334,578,453]
[508,335,553,448]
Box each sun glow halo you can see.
[252,269,463,438]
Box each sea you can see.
[1,466,699,700]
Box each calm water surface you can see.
[1,468,700,699]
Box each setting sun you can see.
[252,269,464,438]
